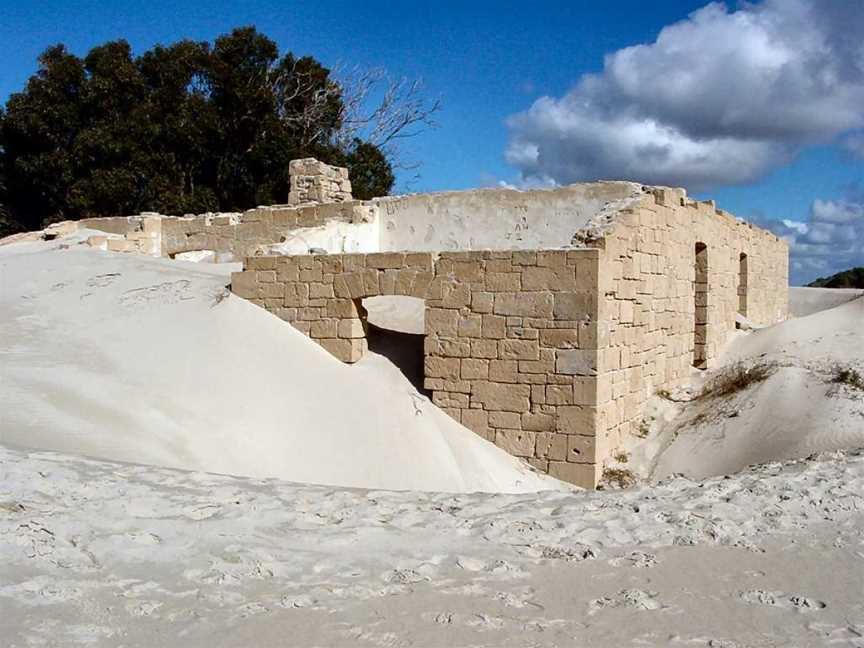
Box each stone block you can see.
[481,315,506,339]
[461,358,489,380]
[471,339,499,359]
[521,412,554,431]
[311,319,338,338]
[472,291,494,314]
[553,292,597,320]
[230,271,260,299]
[546,385,573,405]
[318,337,366,363]
[556,405,601,435]
[567,435,596,462]
[461,409,489,438]
[489,360,518,383]
[486,273,521,292]
[406,252,433,270]
[499,339,539,361]
[337,318,366,339]
[327,299,361,318]
[489,411,521,428]
[556,349,597,375]
[536,432,568,461]
[494,292,553,318]
[441,283,471,308]
[539,328,579,349]
[426,308,459,337]
[495,429,536,457]
[425,356,461,380]
[458,315,483,338]
[472,382,531,412]
[284,283,310,307]
[366,252,405,269]
[548,461,598,488]
[520,266,572,290]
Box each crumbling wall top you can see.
[287,158,353,206]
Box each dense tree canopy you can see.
[807,267,864,289]
[0,27,407,236]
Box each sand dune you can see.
[634,293,864,481]
[0,238,558,493]
[788,286,864,317]
[1,442,861,646]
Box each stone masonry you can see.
[229,181,788,488]
[42,158,788,488]
[287,158,353,206]
[231,248,604,486]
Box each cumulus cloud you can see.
[760,198,864,284]
[506,0,864,190]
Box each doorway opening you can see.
[693,242,708,369]
[738,252,748,317]
[361,295,429,396]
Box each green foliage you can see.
[339,140,396,201]
[0,27,396,231]
[807,267,864,289]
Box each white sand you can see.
[2,235,863,645]
[629,292,864,482]
[0,237,558,494]
[1,443,861,646]
[789,286,864,317]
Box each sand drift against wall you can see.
[0,241,561,493]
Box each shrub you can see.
[830,364,864,391]
[599,467,636,490]
[698,361,776,399]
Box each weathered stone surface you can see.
[495,429,536,457]
[494,292,554,318]
[556,349,597,376]
[472,382,531,412]
[222,173,789,490]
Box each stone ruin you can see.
[32,158,789,488]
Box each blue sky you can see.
[1,0,862,284]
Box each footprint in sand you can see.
[118,280,195,308]
[738,589,826,611]
[609,551,658,568]
[590,588,663,612]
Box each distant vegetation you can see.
[0,27,439,237]
[807,267,864,288]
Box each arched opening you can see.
[361,295,429,395]
[693,242,708,369]
[738,252,748,317]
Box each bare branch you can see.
[332,65,441,169]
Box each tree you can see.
[0,27,438,231]
[2,45,86,230]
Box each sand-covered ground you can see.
[1,233,863,646]
[1,443,862,646]
[628,289,864,483]
[0,237,555,494]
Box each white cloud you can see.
[506,0,864,190]
[762,198,864,284]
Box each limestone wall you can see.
[592,188,789,462]
[160,202,378,259]
[288,158,353,206]
[376,182,643,252]
[230,249,606,487]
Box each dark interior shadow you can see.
[365,322,430,397]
